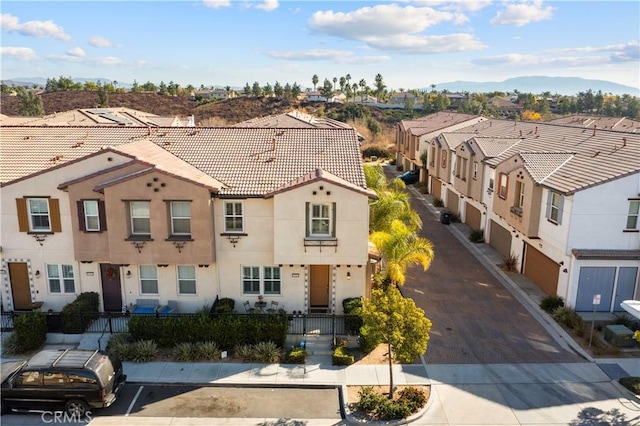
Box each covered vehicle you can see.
[397,169,419,184]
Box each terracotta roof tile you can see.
[571,249,640,260]
[400,112,485,136]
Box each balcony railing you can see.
[510,206,523,217]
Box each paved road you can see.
[389,171,583,364]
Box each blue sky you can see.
[1,1,639,91]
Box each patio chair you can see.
[156,300,178,317]
[266,301,279,314]
[243,301,256,314]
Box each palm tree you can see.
[352,83,359,102]
[359,79,367,98]
[345,74,351,88]
[374,73,385,103]
[370,220,434,287]
[312,74,319,91]
[332,77,337,91]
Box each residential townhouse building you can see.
[1,126,376,315]
[420,117,640,313]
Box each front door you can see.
[309,265,330,312]
[8,262,32,310]
[100,264,123,312]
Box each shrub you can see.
[432,197,444,207]
[552,306,583,330]
[234,344,257,362]
[540,295,564,314]
[2,333,23,355]
[357,386,385,412]
[356,386,426,420]
[500,253,519,272]
[254,341,281,363]
[357,333,378,354]
[61,292,100,334]
[397,387,427,413]
[376,398,413,420]
[108,333,133,348]
[468,229,484,243]
[362,146,391,160]
[130,340,158,362]
[109,341,134,361]
[196,341,221,361]
[212,298,235,314]
[172,342,197,361]
[13,312,47,352]
[286,346,306,364]
[343,297,364,334]
[333,346,354,366]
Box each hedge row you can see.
[128,313,288,348]
[61,292,100,334]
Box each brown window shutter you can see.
[98,200,107,231]
[16,198,29,232]
[77,200,86,231]
[50,198,62,233]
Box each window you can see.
[242,266,282,296]
[15,371,41,387]
[242,266,260,294]
[28,198,50,231]
[461,158,468,181]
[47,264,75,293]
[263,266,281,295]
[67,372,98,388]
[473,162,478,180]
[83,200,100,231]
[43,371,65,386]
[441,151,447,168]
[454,156,462,178]
[224,201,243,233]
[130,201,150,235]
[307,203,334,237]
[627,200,639,230]
[498,173,508,199]
[547,191,564,224]
[139,265,158,294]
[170,202,191,235]
[177,265,196,295]
[515,181,525,208]
[430,146,436,166]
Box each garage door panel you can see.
[489,220,511,258]
[523,244,559,296]
[447,189,459,215]
[465,203,481,231]
[432,180,442,199]
[575,267,616,312]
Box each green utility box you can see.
[604,324,636,348]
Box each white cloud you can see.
[1,46,37,61]
[490,1,554,27]
[254,0,279,12]
[202,0,231,9]
[549,41,640,62]
[473,53,609,68]
[89,36,114,48]
[92,56,122,66]
[67,47,85,57]
[266,48,390,64]
[366,33,486,53]
[1,13,71,41]
[309,4,454,39]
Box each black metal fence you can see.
[0,311,362,336]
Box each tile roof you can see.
[571,249,640,260]
[1,126,368,197]
[446,119,640,194]
[469,137,521,158]
[265,168,376,199]
[547,115,640,133]
[517,152,575,183]
[0,108,184,127]
[399,112,485,136]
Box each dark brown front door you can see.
[309,265,330,310]
[100,264,122,312]
[8,262,31,310]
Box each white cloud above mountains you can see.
[0,46,37,61]
[490,0,554,27]
[1,13,71,41]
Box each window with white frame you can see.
[130,201,151,235]
[83,200,100,231]
[627,200,639,230]
[170,202,191,235]
[139,265,158,294]
[308,203,333,237]
[47,264,75,293]
[498,174,508,199]
[515,181,525,208]
[28,198,51,231]
[242,266,282,295]
[547,192,563,224]
[224,201,243,232]
[263,266,281,295]
[242,266,260,294]
[454,155,462,178]
[177,265,196,295]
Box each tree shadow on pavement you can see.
[569,407,635,425]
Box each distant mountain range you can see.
[430,76,639,97]
[3,75,638,97]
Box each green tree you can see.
[273,81,283,97]
[312,74,319,91]
[339,76,346,92]
[17,88,45,116]
[359,79,367,97]
[141,81,157,92]
[251,81,262,97]
[320,78,333,99]
[263,83,273,97]
[158,81,168,95]
[332,77,337,91]
[352,83,359,101]
[283,82,292,99]
[291,82,301,98]
[369,219,434,287]
[374,73,385,103]
[432,94,450,112]
[243,83,252,96]
[360,286,432,398]
[97,82,109,107]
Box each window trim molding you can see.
[139,264,159,295]
[223,200,244,233]
[498,173,508,200]
[169,201,192,237]
[306,202,336,238]
[46,264,75,294]
[177,265,197,295]
[241,265,282,296]
[27,198,52,232]
[129,200,151,236]
[625,199,639,231]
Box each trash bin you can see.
[440,210,451,225]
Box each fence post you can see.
[303,313,307,335]
[108,314,113,334]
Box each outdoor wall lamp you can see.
[35,270,40,278]
[126,271,132,278]
[347,272,351,280]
